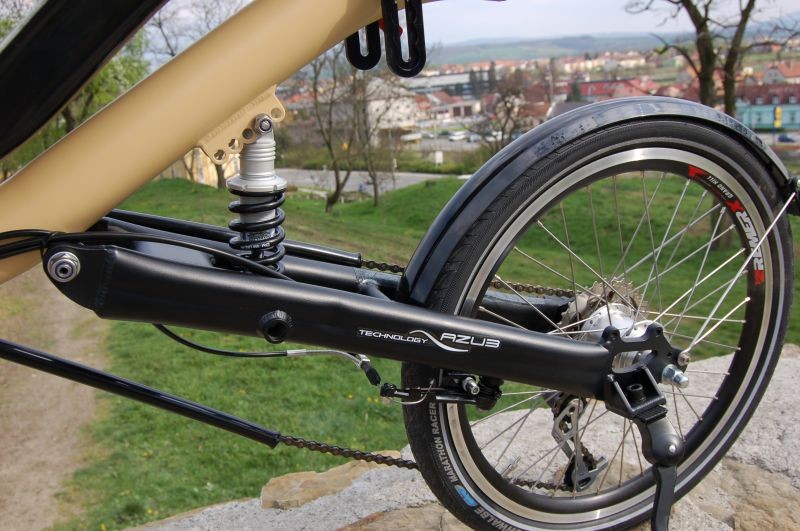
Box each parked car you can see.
[778,133,796,143]
[400,132,422,143]
[448,131,467,142]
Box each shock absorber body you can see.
[227,114,287,270]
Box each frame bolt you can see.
[46,251,81,283]
[678,352,691,366]
[667,444,678,455]
[462,377,480,396]
[253,113,273,134]
[662,364,690,389]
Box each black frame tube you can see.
[47,243,611,398]
[0,338,281,448]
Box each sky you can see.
[422,0,799,44]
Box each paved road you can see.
[277,168,456,195]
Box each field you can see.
[58,172,800,529]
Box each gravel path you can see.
[141,345,800,530]
[0,268,107,530]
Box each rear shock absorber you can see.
[227,114,287,270]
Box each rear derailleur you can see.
[547,393,608,492]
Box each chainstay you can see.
[278,434,418,469]
[362,258,573,297]
[334,258,578,482]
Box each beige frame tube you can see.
[0,0,386,284]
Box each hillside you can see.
[428,33,683,64]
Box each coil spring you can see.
[228,189,286,269]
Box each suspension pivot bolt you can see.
[46,251,81,283]
[661,364,690,389]
[462,377,480,396]
[253,113,273,134]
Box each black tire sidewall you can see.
[402,120,793,530]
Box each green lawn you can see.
[58,178,462,530]
[59,172,800,529]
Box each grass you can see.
[61,167,800,528]
[59,177,463,530]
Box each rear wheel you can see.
[403,120,793,529]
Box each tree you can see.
[468,68,484,98]
[1,5,148,181]
[471,69,534,155]
[626,1,717,107]
[488,61,498,92]
[308,45,358,213]
[567,80,583,102]
[145,0,246,188]
[352,75,409,206]
[626,0,799,115]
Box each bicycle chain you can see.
[362,259,573,298]
[275,259,579,484]
[278,435,418,469]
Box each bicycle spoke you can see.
[494,405,535,466]
[684,298,750,356]
[482,406,534,452]
[647,249,745,325]
[669,210,727,337]
[661,189,710,274]
[660,282,730,329]
[595,420,633,494]
[560,203,580,304]
[629,426,646,476]
[478,306,527,330]
[639,310,745,324]
[471,392,552,428]
[685,369,730,375]
[637,172,667,314]
[513,410,609,483]
[612,173,665,277]
[624,202,720,277]
[494,275,565,333]
[537,221,637,308]
[661,389,718,400]
[612,175,629,285]
[513,247,592,295]
[588,185,612,324]
[632,223,736,292]
[662,332,739,351]
[687,194,795,350]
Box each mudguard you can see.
[399,96,796,307]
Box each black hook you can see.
[345,21,381,71]
[381,0,426,77]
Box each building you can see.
[365,78,419,132]
[763,61,800,85]
[736,85,800,131]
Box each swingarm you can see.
[42,239,611,399]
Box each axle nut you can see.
[661,364,690,389]
[46,251,81,283]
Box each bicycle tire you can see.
[402,119,793,529]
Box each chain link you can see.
[278,434,418,469]
[362,258,573,298]
[362,259,405,274]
